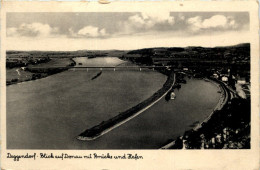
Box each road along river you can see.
[6,57,220,149]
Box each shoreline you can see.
[77,71,176,141]
[160,76,229,149]
[7,68,68,86]
[193,77,228,130]
[6,58,76,86]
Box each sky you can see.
[6,12,250,51]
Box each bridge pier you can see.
[87,68,88,72]
[140,68,142,71]
[114,68,115,71]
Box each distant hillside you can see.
[6,50,128,58]
[125,43,250,61]
[6,43,250,61]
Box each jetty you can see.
[77,72,176,140]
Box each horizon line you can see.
[6,42,250,52]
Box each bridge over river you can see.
[28,65,174,72]
[71,65,171,71]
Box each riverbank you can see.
[160,76,229,149]
[160,76,250,149]
[6,58,75,86]
[193,78,228,130]
[77,71,176,140]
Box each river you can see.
[6,57,220,149]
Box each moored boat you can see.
[170,92,176,99]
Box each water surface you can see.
[7,57,220,149]
[73,57,126,67]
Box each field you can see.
[6,58,75,85]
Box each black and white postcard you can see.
[1,1,259,169]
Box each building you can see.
[222,76,228,82]
[213,73,219,79]
[237,78,246,84]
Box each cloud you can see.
[119,12,175,34]
[7,22,107,39]
[203,15,228,28]
[7,23,58,37]
[187,16,203,32]
[6,31,250,51]
[187,15,237,32]
[178,14,185,21]
[69,26,107,38]
[141,12,175,25]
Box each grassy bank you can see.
[6,58,75,85]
